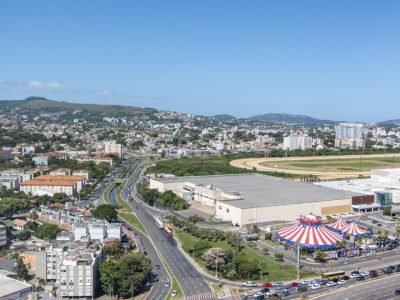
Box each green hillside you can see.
[0,97,157,117]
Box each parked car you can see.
[369,270,379,278]
[297,286,307,293]
[171,290,177,297]
[338,280,347,285]
[289,282,299,287]
[243,281,257,287]
[357,276,365,281]
[326,281,336,287]
[349,273,359,279]
[395,289,400,295]
[244,290,254,297]
[341,275,350,280]
[311,284,321,290]
[259,288,270,294]
[262,282,273,288]
[360,271,369,277]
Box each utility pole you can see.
[215,258,218,278]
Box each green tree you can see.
[274,253,284,261]
[99,252,151,297]
[383,207,392,216]
[16,257,29,280]
[0,198,29,218]
[314,250,327,262]
[188,215,205,224]
[33,224,61,241]
[92,204,118,222]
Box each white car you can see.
[302,280,311,285]
[266,290,276,296]
[244,290,254,297]
[350,273,359,279]
[338,279,347,285]
[360,271,369,277]
[311,284,321,290]
[171,290,177,297]
[326,281,336,287]
[254,292,264,297]
[243,281,257,287]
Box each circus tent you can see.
[326,217,350,234]
[276,214,344,249]
[340,222,371,238]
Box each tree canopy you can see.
[33,224,61,241]
[99,252,151,297]
[92,204,118,222]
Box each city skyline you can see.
[1,1,400,121]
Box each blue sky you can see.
[1,1,399,121]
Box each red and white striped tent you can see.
[276,214,344,249]
[326,217,350,233]
[340,222,371,238]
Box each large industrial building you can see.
[150,174,360,226]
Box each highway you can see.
[108,158,171,300]
[312,273,400,300]
[122,162,217,299]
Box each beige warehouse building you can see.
[150,174,358,226]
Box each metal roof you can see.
[0,275,32,297]
[155,173,359,209]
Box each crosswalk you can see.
[184,292,218,300]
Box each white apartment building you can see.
[36,242,104,299]
[283,134,313,151]
[104,140,123,157]
[74,222,121,242]
[335,123,364,148]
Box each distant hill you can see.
[249,113,335,124]
[212,114,236,120]
[379,118,400,125]
[0,97,157,117]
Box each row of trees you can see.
[141,187,189,210]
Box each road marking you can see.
[311,273,400,299]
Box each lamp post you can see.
[215,258,218,279]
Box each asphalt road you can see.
[124,163,216,299]
[312,273,400,300]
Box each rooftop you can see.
[0,275,32,297]
[154,174,359,209]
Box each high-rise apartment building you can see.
[334,123,364,148]
[104,140,123,157]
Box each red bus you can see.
[162,226,173,238]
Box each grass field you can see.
[260,156,400,173]
[175,230,316,282]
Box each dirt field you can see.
[230,153,400,180]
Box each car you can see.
[302,280,310,284]
[155,265,160,270]
[351,270,360,275]
[244,290,254,296]
[297,286,307,293]
[259,288,270,294]
[262,282,273,288]
[396,265,400,272]
[395,289,400,295]
[243,281,257,287]
[369,270,379,278]
[377,223,382,227]
[165,282,170,287]
[311,284,321,290]
[289,282,299,287]
[349,273,359,279]
[338,280,347,285]
[254,295,265,300]
[265,290,276,296]
[341,275,350,280]
[388,265,396,271]
[360,271,369,277]
[326,281,336,287]
[276,283,286,290]
[254,291,264,297]
[357,275,365,281]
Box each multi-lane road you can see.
[312,273,400,300]
[121,161,217,299]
